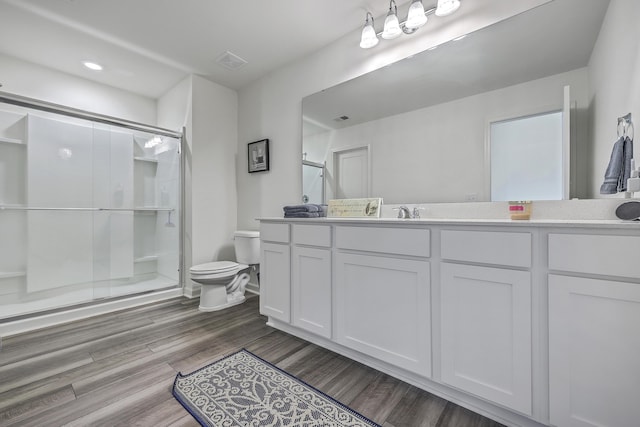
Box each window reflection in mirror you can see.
[490,111,564,201]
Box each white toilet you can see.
[190,230,260,312]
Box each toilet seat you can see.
[189,261,249,281]
[189,261,249,284]
[191,260,238,274]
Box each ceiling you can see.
[0,0,416,98]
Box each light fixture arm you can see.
[365,11,375,25]
[388,0,398,15]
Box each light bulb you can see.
[382,4,401,40]
[435,0,461,17]
[360,14,379,48]
[405,0,428,30]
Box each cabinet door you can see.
[334,252,431,377]
[292,246,331,338]
[440,263,532,415]
[259,242,290,322]
[549,275,640,427]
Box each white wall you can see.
[158,75,239,296]
[309,69,588,204]
[236,0,550,227]
[0,53,156,124]
[191,75,238,262]
[588,0,640,198]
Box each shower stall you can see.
[0,94,182,321]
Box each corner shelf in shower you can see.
[133,156,158,163]
[134,255,159,263]
[0,136,24,145]
[0,271,26,279]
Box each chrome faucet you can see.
[412,207,425,219]
[394,206,411,219]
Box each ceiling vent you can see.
[215,51,248,71]
[334,115,350,122]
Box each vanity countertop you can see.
[258,217,640,229]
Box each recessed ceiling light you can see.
[82,61,103,71]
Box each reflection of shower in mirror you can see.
[302,160,325,204]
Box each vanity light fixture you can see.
[382,0,402,40]
[360,12,379,48]
[82,61,103,71]
[360,0,461,49]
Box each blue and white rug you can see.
[172,348,380,427]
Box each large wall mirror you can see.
[302,0,614,204]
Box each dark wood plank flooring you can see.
[0,295,505,426]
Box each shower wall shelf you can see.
[0,136,24,144]
[134,156,158,163]
[134,255,159,263]
[0,271,26,279]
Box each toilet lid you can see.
[190,261,239,274]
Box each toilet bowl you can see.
[190,231,260,312]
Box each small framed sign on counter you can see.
[327,198,382,218]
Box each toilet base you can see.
[198,294,246,312]
[196,273,250,312]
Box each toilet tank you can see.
[234,230,260,264]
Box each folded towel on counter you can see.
[282,204,327,218]
[600,136,634,194]
[284,212,321,218]
[283,204,320,213]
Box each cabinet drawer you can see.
[335,226,430,257]
[549,233,640,278]
[292,224,331,247]
[260,222,290,243]
[441,230,531,268]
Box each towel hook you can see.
[617,113,634,140]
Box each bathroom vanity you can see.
[258,217,640,427]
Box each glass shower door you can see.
[0,103,181,321]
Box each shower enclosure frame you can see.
[0,91,185,321]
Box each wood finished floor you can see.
[0,295,505,427]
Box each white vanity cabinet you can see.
[258,218,640,427]
[548,233,640,427]
[291,224,332,338]
[334,226,431,377]
[439,230,533,415]
[259,223,291,322]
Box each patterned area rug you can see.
[172,348,380,426]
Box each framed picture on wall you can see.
[248,139,270,173]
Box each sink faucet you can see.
[412,207,425,219]
[394,206,411,219]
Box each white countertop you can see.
[261,199,640,229]
[258,216,640,229]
